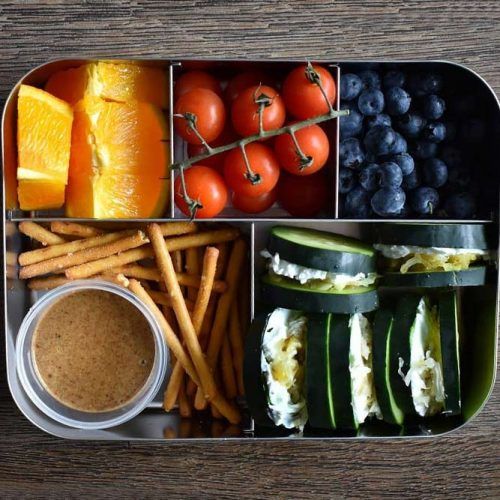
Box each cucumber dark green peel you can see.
[329,314,357,430]
[306,314,335,429]
[389,295,422,417]
[372,309,405,425]
[439,291,461,416]
[382,267,487,288]
[372,223,492,249]
[261,274,379,314]
[268,226,376,274]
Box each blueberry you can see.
[395,113,426,138]
[460,118,485,143]
[371,187,406,217]
[365,113,392,129]
[385,87,411,116]
[422,122,446,143]
[379,162,403,188]
[411,140,438,160]
[440,146,462,168]
[410,187,440,215]
[402,166,421,190]
[444,192,476,218]
[422,158,448,188]
[358,89,385,116]
[395,200,412,218]
[358,70,381,89]
[391,133,407,154]
[447,165,472,189]
[390,153,415,176]
[340,103,363,139]
[339,138,365,169]
[344,186,372,218]
[364,126,397,156]
[340,73,363,101]
[359,163,380,191]
[421,94,446,120]
[408,72,443,96]
[338,167,357,194]
[383,70,406,89]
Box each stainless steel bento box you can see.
[3,59,499,440]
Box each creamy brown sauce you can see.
[32,289,155,413]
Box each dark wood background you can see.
[1,1,499,498]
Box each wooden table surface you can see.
[1,1,499,498]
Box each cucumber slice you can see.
[261,274,379,314]
[268,226,376,274]
[372,309,405,425]
[382,267,487,287]
[372,223,492,249]
[439,291,461,415]
[329,314,357,430]
[388,295,422,417]
[243,314,276,428]
[306,314,335,429]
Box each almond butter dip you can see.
[32,289,155,413]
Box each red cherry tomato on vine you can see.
[225,70,268,103]
[232,188,277,214]
[274,124,330,176]
[174,88,226,145]
[174,71,223,99]
[174,165,227,218]
[231,85,285,137]
[224,143,280,198]
[282,64,336,119]
[187,126,238,172]
[278,171,329,217]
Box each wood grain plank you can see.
[0,1,499,498]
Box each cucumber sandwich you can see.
[373,291,461,424]
[244,307,381,431]
[260,226,379,313]
[372,223,493,287]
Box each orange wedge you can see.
[45,61,168,108]
[66,96,169,218]
[17,84,73,210]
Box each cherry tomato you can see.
[174,88,226,145]
[174,70,223,99]
[282,64,336,119]
[274,124,330,176]
[278,171,329,217]
[174,165,228,218]
[187,126,238,171]
[231,85,285,137]
[225,70,268,103]
[232,188,277,214]
[224,143,280,198]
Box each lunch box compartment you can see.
[2,58,499,440]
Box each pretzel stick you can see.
[229,301,245,396]
[127,279,200,386]
[65,228,240,280]
[164,246,219,411]
[105,265,227,293]
[18,221,66,246]
[6,251,17,267]
[185,247,200,302]
[27,274,126,291]
[172,250,184,295]
[178,377,192,418]
[195,239,247,408]
[148,223,217,399]
[221,335,238,399]
[18,229,135,266]
[50,221,105,238]
[157,221,198,237]
[147,290,194,310]
[20,231,148,279]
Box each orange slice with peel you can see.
[45,61,168,108]
[16,84,73,210]
[66,96,169,218]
